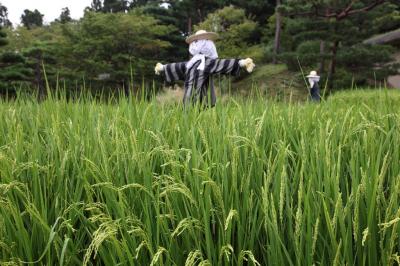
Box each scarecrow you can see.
[307,70,321,102]
[154,30,255,106]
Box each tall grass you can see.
[0,89,399,265]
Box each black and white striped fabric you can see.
[162,58,241,106]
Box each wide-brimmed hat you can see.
[306,70,320,78]
[186,30,219,44]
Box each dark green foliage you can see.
[168,0,221,34]
[332,44,397,88]
[58,11,173,90]
[89,0,103,12]
[58,7,72,24]
[0,3,11,27]
[278,1,400,90]
[103,0,129,13]
[129,0,158,8]
[139,4,186,62]
[225,0,275,24]
[165,0,275,36]
[0,51,25,63]
[21,9,44,29]
[23,43,58,87]
[0,10,174,94]
[87,0,131,13]
[196,6,264,61]
[1,43,58,96]
[0,0,399,95]
[0,3,9,46]
[0,29,6,46]
[0,51,32,94]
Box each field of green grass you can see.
[1,90,400,265]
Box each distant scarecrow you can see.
[307,70,321,102]
[155,30,255,106]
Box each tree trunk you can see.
[188,16,192,35]
[319,40,325,74]
[35,54,45,100]
[197,8,203,22]
[327,40,339,90]
[273,0,282,64]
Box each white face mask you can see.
[186,39,219,71]
[189,39,218,59]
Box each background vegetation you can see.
[0,0,399,97]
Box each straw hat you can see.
[186,30,219,44]
[306,70,320,78]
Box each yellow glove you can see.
[239,58,255,73]
[154,63,164,75]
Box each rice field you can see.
[0,90,400,265]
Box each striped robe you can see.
[162,58,241,106]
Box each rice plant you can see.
[0,89,399,265]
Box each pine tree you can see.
[228,0,275,24]
[0,24,60,96]
[140,4,186,61]
[0,51,31,95]
[278,0,398,90]
[23,42,58,98]
[0,20,31,95]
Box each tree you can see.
[196,6,262,61]
[0,4,9,83]
[139,4,186,61]
[0,11,176,95]
[279,0,398,90]
[0,24,31,95]
[91,0,103,12]
[58,7,72,24]
[167,0,275,39]
[103,0,129,13]
[60,11,173,91]
[0,24,64,96]
[0,12,13,94]
[129,0,157,8]
[21,9,44,29]
[273,0,282,64]
[0,3,11,27]
[0,51,31,95]
[0,23,6,47]
[23,42,58,98]
[86,0,131,13]
[169,0,221,34]
[227,0,275,24]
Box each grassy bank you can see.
[0,90,399,265]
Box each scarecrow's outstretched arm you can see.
[155,58,255,80]
[155,62,187,83]
[204,59,240,75]
[205,58,255,75]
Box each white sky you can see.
[1,0,93,26]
